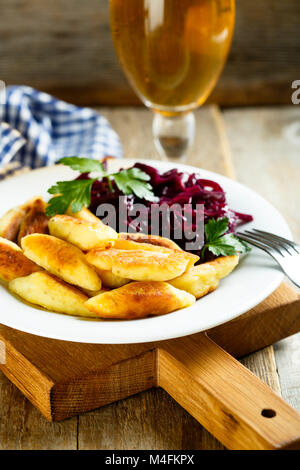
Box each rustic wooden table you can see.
[0,105,299,449]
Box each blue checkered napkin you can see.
[0,122,26,167]
[0,86,123,174]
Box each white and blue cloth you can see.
[0,86,122,178]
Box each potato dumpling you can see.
[169,264,219,299]
[0,196,47,242]
[120,233,201,268]
[206,256,239,280]
[21,234,101,291]
[86,248,119,271]
[118,232,182,251]
[85,281,195,319]
[169,256,239,298]
[0,206,27,241]
[66,206,103,225]
[86,248,190,282]
[97,269,130,289]
[9,272,97,317]
[92,238,199,269]
[169,256,239,299]
[49,214,118,251]
[18,197,48,244]
[81,286,111,297]
[0,236,40,282]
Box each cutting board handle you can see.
[159,333,300,450]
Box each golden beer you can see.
[110,0,235,114]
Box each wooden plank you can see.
[159,335,300,450]
[223,105,300,412]
[274,335,300,412]
[1,0,299,106]
[78,389,218,450]
[0,372,77,450]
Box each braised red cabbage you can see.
[79,163,253,261]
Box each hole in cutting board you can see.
[261,408,276,418]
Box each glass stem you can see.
[152,111,195,161]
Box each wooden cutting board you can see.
[0,105,299,450]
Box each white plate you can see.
[0,160,291,344]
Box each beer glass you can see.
[110,0,235,160]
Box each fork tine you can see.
[244,230,289,254]
[252,229,300,254]
[237,233,275,255]
[238,231,300,289]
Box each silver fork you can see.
[236,229,300,288]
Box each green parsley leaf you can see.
[120,168,151,182]
[201,217,250,258]
[59,157,105,175]
[113,169,158,202]
[204,217,229,241]
[46,157,158,216]
[46,179,96,217]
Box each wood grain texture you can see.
[0,372,77,450]
[274,335,300,412]
[159,335,300,450]
[1,323,300,449]
[0,0,299,105]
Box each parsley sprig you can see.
[46,157,157,217]
[201,217,250,258]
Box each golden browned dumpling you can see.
[48,214,118,251]
[21,234,101,291]
[86,248,119,271]
[205,256,239,280]
[121,237,200,268]
[118,232,182,250]
[169,256,239,298]
[86,248,191,282]
[92,238,199,269]
[168,264,219,299]
[85,281,195,319]
[0,197,48,242]
[0,236,40,282]
[9,272,97,317]
[66,206,104,225]
[0,206,27,241]
[85,246,131,287]
[96,269,130,288]
[18,197,48,245]
[81,286,111,297]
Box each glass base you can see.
[152,112,195,161]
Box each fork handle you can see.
[159,334,300,450]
